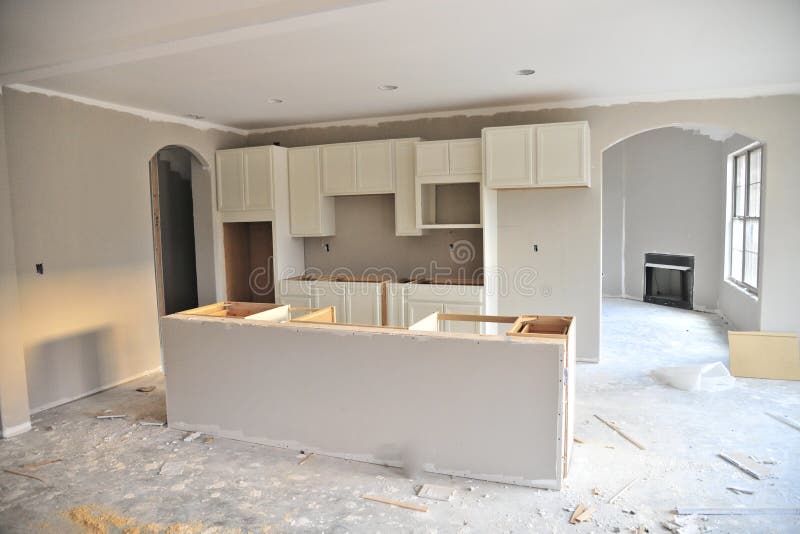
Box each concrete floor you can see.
[1,298,798,533]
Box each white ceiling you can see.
[2,0,799,130]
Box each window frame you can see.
[726,142,763,294]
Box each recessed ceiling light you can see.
[184,113,205,120]
[266,98,285,104]
[516,69,536,76]
[378,84,399,91]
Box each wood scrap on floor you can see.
[569,503,595,524]
[297,453,313,465]
[361,495,428,512]
[592,487,601,496]
[21,458,62,469]
[765,411,800,432]
[574,437,587,444]
[183,432,202,442]
[3,468,46,484]
[139,421,165,426]
[416,484,455,501]
[719,451,770,479]
[727,486,755,495]
[608,478,638,504]
[676,507,800,516]
[594,415,646,450]
[136,386,156,393]
[96,414,126,419]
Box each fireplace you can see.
[643,253,694,310]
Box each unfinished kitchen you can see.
[1,1,799,532]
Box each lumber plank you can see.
[361,495,428,512]
[594,415,646,450]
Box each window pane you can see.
[748,183,760,217]
[744,252,758,287]
[749,148,761,185]
[736,155,747,188]
[745,219,759,253]
[732,218,743,249]
[731,248,743,282]
[735,186,745,216]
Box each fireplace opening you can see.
[644,253,694,310]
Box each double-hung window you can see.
[727,143,763,293]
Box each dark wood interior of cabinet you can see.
[223,222,275,303]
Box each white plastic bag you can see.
[652,362,735,392]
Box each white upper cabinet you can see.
[483,121,589,189]
[536,123,588,187]
[356,140,394,193]
[243,147,273,210]
[288,147,335,237]
[483,125,533,188]
[448,139,482,174]
[393,138,424,236]
[415,141,450,177]
[216,150,245,211]
[321,140,394,195]
[321,144,357,195]
[217,146,277,212]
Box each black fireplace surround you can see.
[643,253,694,310]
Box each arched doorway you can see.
[601,124,761,335]
[148,146,206,317]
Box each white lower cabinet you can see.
[406,300,444,325]
[404,283,484,332]
[442,302,483,333]
[278,279,383,326]
[348,282,383,325]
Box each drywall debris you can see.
[727,486,755,495]
[139,421,165,426]
[96,414,126,419]
[183,432,202,442]
[136,386,156,393]
[22,459,62,469]
[3,468,46,484]
[652,362,735,391]
[159,462,184,476]
[609,479,638,504]
[719,452,771,479]
[676,507,800,516]
[594,415,646,450]
[765,412,800,431]
[416,484,455,501]
[361,495,428,512]
[663,515,707,534]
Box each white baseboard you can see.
[1,421,32,438]
[29,366,163,415]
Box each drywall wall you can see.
[303,194,483,279]
[251,94,800,359]
[162,314,566,488]
[0,98,31,437]
[2,88,244,412]
[602,142,625,296]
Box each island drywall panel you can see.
[2,88,245,412]
[0,98,31,436]
[251,94,800,359]
[162,315,564,487]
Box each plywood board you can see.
[728,331,800,380]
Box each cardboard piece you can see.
[728,331,800,380]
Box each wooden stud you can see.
[361,495,428,512]
[594,415,646,450]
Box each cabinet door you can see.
[356,141,394,193]
[449,139,482,174]
[484,126,533,188]
[443,303,483,334]
[536,123,588,187]
[243,147,274,210]
[415,141,450,177]
[315,282,349,323]
[406,300,443,327]
[279,294,313,309]
[288,147,322,236]
[393,140,422,236]
[348,282,382,325]
[216,150,245,211]
[321,144,357,195]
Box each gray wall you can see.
[304,194,483,280]
[2,88,244,412]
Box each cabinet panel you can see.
[406,300,443,326]
[279,294,313,309]
[348,282,382,326]
[356,141,394,193]
[315,282,349,322]
[536,123,588,187]
[321,144,357,195]
[394,139,422,236]
[415,142,450,176]
[288,147,324,236]
[449,139,482,175]
[443,303,483,333]
[483,126,533,188]
[217,150,245,211]
[243,148,274,210]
